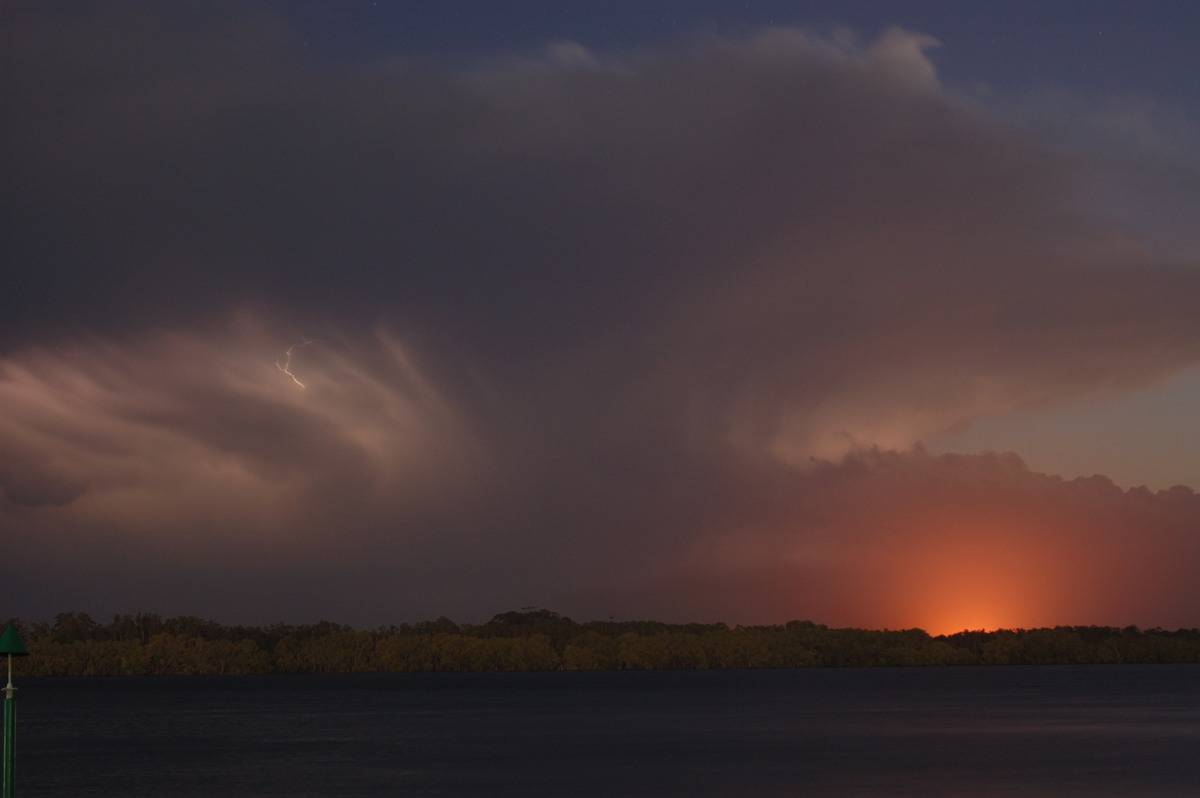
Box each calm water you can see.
[12,665,1200,797]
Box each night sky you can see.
[4,1,1199,634]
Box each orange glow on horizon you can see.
[865,507,1082,636]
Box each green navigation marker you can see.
[0,628,27,657]
[2,625,30,798]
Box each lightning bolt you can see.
[276,339,318,388]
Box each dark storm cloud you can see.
[3,3,1199,627]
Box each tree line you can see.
[4,609,1199,677]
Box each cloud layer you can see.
[3,4,1198,630]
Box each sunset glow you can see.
[882,511,1061,634]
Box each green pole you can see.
[0,626,30,798]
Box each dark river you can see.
[13,664,1200,796]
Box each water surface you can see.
[16,665,1200,796]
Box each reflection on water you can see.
[17,665,1200,797]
